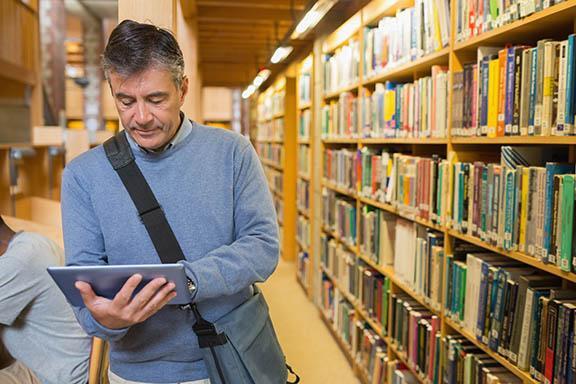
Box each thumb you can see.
[75,281,98,307]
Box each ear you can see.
[179,76,189,105]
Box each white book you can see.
[556,40,568,135]
[541,41,559,136]
[517,287,536,370]
[519,48,533,136]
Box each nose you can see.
[134,101,153,126]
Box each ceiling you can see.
[72,0,368,88]
[195,0,308,87]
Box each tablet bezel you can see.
[47,264,192,307]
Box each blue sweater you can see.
[61,122,279,382]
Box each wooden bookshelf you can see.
[363,47,450,85]
[444,318,538,384]
[323,82,361,100]
[256,76,296,263]
[297,208,309,219]
[322,180,358,199]
[295,54,315,298]
[254,0,576,382]
[453,1,576,52]
[318,309,356,368]
[448,229,576,283]
[451,135,576,145]
[322,137,360,144]
[260,159,283,171]
[297,172,310,181]
[296,274,308,294]
[360,137,448,145]
[388,342,428,384]
[257,138,284,144]
[298,101,312,110]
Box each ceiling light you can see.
[270,46,293,64]
[291,0,338,39]
[253,69,271,87]
[242,84,256,99]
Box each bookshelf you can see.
[256,77,297,263]
[296,54,314,296]
[250,0,576,381]
[293,0,576,383]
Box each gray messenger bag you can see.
[103,132,299,384]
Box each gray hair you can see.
[102,20,185,88]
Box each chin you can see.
[133,132,164,150]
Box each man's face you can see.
[108,67,188,150]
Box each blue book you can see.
[543,163,573,263]
[489,268,507,351]
[528,48,538,134]
[476,261,490,341]
[459,163,465,229]
[481,166,488,240]
[486,268,500,345]
[480,56,492,134]
[566,34,576,133]
[505,47,516,134]
[453,262,460,316]
[504,169,516,250]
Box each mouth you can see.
[133,128,160,137]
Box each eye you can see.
[149,98,164,105]
[120,99,134,107]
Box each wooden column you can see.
[117,0,202,122]
[118,0,177,30]
[176,0,202,121]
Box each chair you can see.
[88,337,109,384]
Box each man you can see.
[0,216,91,384]
[62,20,280,384]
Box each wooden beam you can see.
[198,6,295,21]
[0,57,36,85]
[199,29,288,38]
[196,1,305,11]
[119,0,176,31]
[197,17,293,25]
[179,0,196,18]
[199,38,274,45]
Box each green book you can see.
[560,175,575,271]
[460,266,467,321]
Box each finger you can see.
[140,282,177,317]
[126,277,168,311]
[75,281,98,308]
[113,274,143,307]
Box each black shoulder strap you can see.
[103,132,185,264]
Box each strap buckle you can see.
[181,303,228,348]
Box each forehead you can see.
[109,67,175,95]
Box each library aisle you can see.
[262,259,360,384]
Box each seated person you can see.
[0,339,40,384]
[0,215,91,384]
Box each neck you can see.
[0,226,15,256]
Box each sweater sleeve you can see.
[180,143,280,302]
[61,166,130,341]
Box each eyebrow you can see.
[115,92,169,99]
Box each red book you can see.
[544,300,559,384]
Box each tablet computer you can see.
[47,264,192,307]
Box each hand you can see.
[75,274,177,329]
